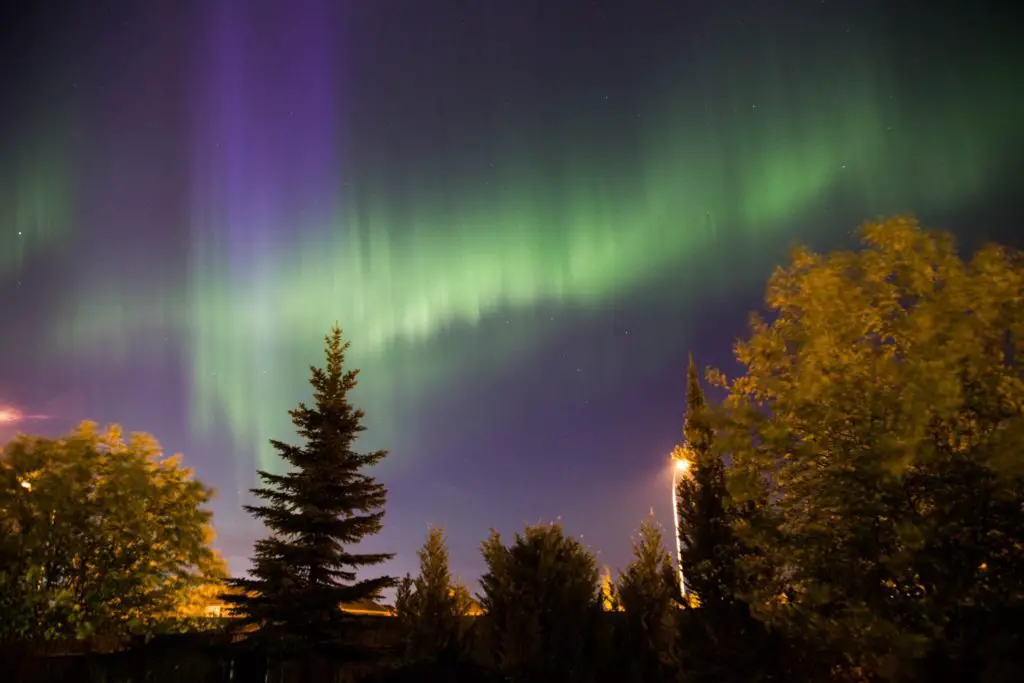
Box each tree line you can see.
[1,216,1021,682]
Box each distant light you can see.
[0,406,49,424]
[0,406,22,424]
[20,480,32,491]
[675,458,690,473]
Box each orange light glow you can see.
[0,406,22,424]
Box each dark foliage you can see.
[225,325,395,654]
[677,355,739,610]
[613,515,679,683]
[393,527,472,663]
[676,356,803,683]
[477,523,605,683]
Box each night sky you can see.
[2,0,1022,590]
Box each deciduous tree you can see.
[0,422,222,640]
[714,217,1024,682]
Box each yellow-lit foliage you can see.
[0,422,222,640]
[713,216,1024,679]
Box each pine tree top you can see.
[684,354,712,456]
[615,514,677,616]
[630,515,673,574]
[416,527,454,596]
[686,353,705,414]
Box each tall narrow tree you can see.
[614,514,679,682]
[394,527,472,662]
[225,325,394,651]
[676,354,736,610]
[676,356,791,683]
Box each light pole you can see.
[671,446,690,597]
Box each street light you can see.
[671,446,690,597]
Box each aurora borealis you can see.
[2,0,1023,581]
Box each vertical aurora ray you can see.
[0,0,75,282]
[0,127,73,277]
[187,0,341,474]
[47,4,1024,474]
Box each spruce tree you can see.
[614,514,679,682]
[394,527,470,662]
[676,356,790,683]
[676,354,736,610]
[225,325,394,651]
[478,523,603,682]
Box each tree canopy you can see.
[713,216,1024,681]
[0,422,223,641]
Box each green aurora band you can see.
[50,43,1024,476]
[1,129,73,275]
